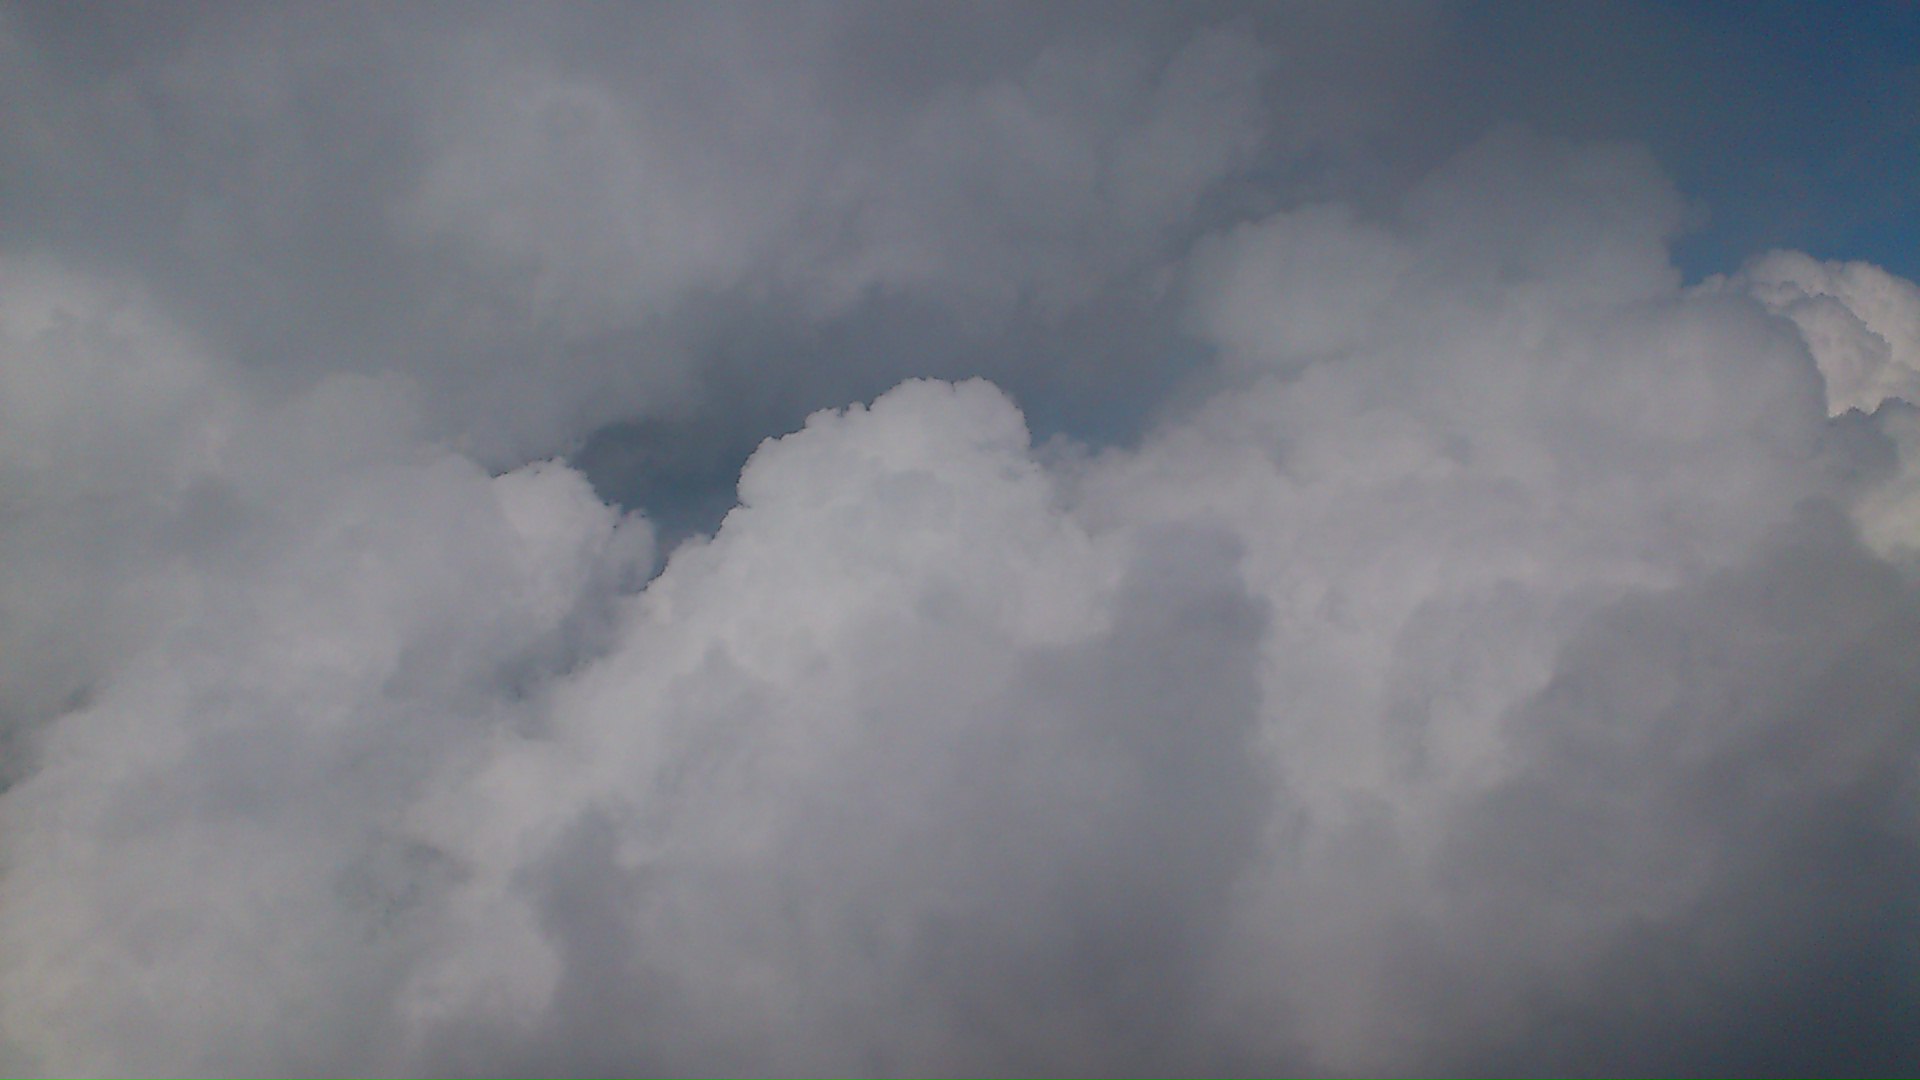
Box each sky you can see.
[2,2,1920,1075]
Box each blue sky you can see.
[1425,2,1920,282]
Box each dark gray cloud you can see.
[4,4,1920,1077]
[2,1,1317,461]
[1425,506,1920,1075]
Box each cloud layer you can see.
[4,5,1920,1076]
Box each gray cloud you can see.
[1,1,1463,478]
[4,4,1920,1077]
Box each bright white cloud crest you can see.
[3,7,1920,1076]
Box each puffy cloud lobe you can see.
[0,453,650,1074]
[400,406,1270,1075]
[6,12,1920,1078]
[1726,250,1920,417]
[1719,253,1920,562]
[0,261,653,1074]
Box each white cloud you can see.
[4,8,1920,1076]
[1720,250,1920,417]
[1708,253,1920,563]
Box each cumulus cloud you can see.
[1721,251,1920,418]
[4,4,1920,1077]
[1709,253,1920,566]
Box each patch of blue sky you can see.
[1450,1,1918,281]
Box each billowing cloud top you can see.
[4,4,1920,1076]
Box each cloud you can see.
[1709,252,1920,565]
[0,4,1307,464]
[4,5,1920,1077]
[1727,250,1920,417]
